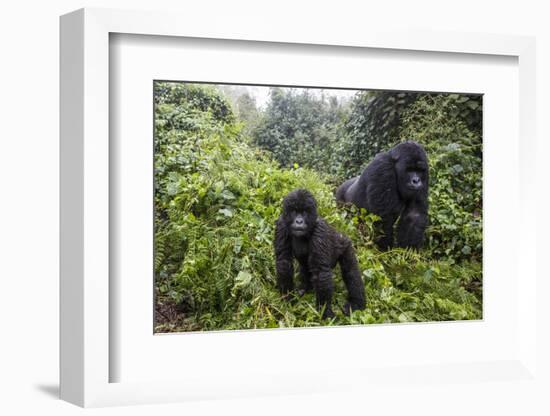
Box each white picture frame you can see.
[60,7,538,408]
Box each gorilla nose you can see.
[295,218,304,225]
[411,177,421,187]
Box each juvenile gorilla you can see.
[336,141,429,250]
[274,189,365,318]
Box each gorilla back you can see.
[336,141,429,250]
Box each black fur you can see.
[336,141,429,250]
[275,189,365,318]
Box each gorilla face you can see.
[282,189,318,238]
[391,142,429,200]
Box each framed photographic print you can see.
[60,7,538,408]
[150,80,483,333]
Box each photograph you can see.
[153,81,483,333]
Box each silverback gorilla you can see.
[274,189,365,318]
[336,141,429,250]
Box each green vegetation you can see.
[253,87,348,175]
[154,81,482,332]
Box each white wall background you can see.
[1,0,548,415]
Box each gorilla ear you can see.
[389,149,400,163]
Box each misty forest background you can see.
[154,82,483,332]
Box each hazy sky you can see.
[219,84,359,109]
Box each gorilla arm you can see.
[396,199,428,249]
[274,217,294,294]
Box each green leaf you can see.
[398,313,410,323]
[234,271,253,288]
[218,208,233,217]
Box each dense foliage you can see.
[339,91,419,174]
[252,88,348,175]
[154,81,482,332]
[340,91,481,175]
